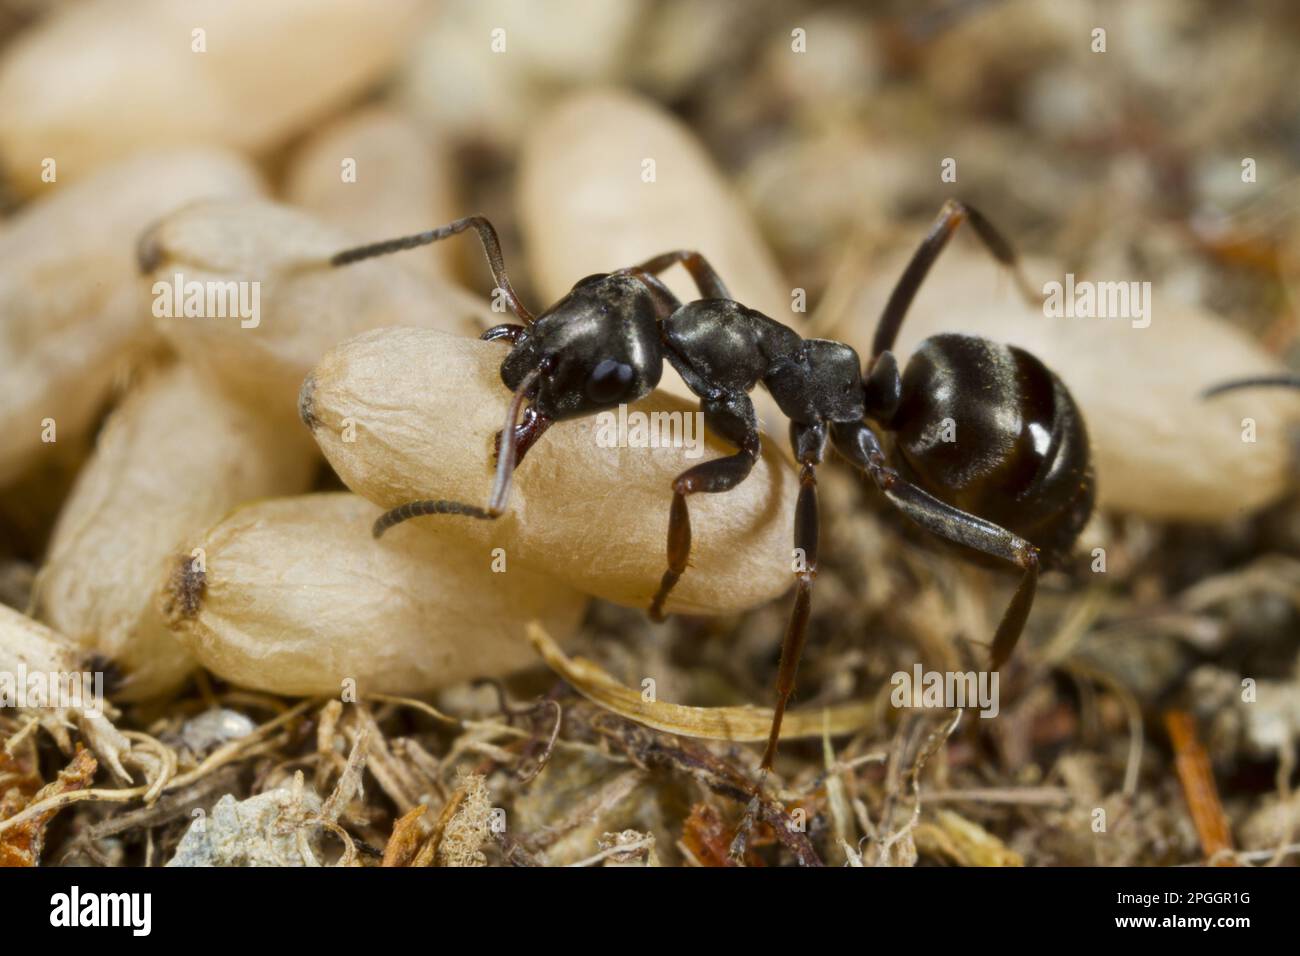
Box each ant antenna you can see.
[1203,374,1300,398]
[371,363,544,537]
[331,215,536,325]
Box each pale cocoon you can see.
[820,248,1300,522]
[302,327,799,615]
[0,149,263,487]
[400,1,644,147]
[520,89,788,315]
[518,88,792,433]
[141,199,497,421]
[0,0,424,193]
[284,106,459,280]
[159,494,589,697]
[34,364,317,700]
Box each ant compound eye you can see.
[586,359,635,403]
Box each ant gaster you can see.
[330,200,1096,771]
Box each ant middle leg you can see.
[831,420,1040,670]
[330,215,535,325]
[648,394,760,620]
[761,420,826,771]
[872,199,1037,357]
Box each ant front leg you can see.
[761,420,826,771]
[616,267,682,319]
[372,364,544,538]
[330,215,536,325]
[872,199,1037,357]
[831,421,1040,670]
[479,325,551,464]
[648,393,760,620]
[492,404,552,467]
[631,249,731,300]
[481,323,528,345]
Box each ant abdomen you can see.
[891,332,1095,562]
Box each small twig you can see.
[603,720,824,867]
[0,698,316,837]
[924,786,1072,807]
[1266,736,1296,868]
[1066,660,1145,798]
[1164,710,1236,865]
[565,837,655,867]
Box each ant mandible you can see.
[330,199,1096,771]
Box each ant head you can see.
[501,273,664,420]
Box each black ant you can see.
[329,199,1096,772]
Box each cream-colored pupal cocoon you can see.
[159,494,589,697]
[284,106,459,280]
[519,88,793,434]
[520,89,788,315]
[0,149,263,487]
[34,364,317,700]
[141,199,497,421]
[820,248,1300,522]
[0,0,425,193]
[400,1,644,148]
[302,327,799,615]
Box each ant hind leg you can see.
[872,199,1037,358]
[830,420,1040,670]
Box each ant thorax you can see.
[661,301,863,425]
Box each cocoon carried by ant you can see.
[0,0,424,193]
[284,106,460,281]
[33,363,317,701]
[0,149,263,487]
[140,199,497,421]
[158,493,589,698]
[301,327,799,615]
[822,247,1300,523]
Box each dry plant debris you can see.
[1,0,1299,869]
